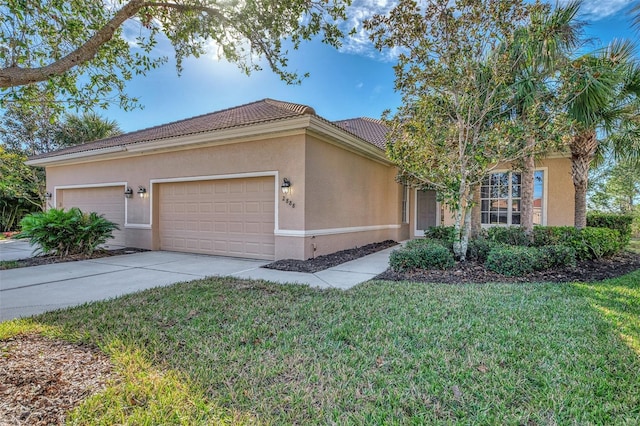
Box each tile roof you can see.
[29,99,388,160]
[332,117,388,150]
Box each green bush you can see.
[538,245,577,269]
[17,207,119,257]
[532,226,579,247]
[487,226,530,246]
[389,242,455,272]
[406,236,453,253]
[532,226,622,260]
[587,213,633,247]
[466,236,499,262]
[485,245,541,276]
[579,227,622,259]
[424,226,456,242]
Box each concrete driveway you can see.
[0,246,396,321]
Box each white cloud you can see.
[557,0,632,20]
[338,0,399,60]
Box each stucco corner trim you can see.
[275,224,401,238]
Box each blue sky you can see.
[105,0,639,132]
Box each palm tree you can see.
[562,39,640,228]
[508,1,582,236]
[56,112,122,148]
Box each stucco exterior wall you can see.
[412,156,575,233]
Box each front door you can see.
[415,190,438,236]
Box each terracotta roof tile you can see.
[332,117,388,150]
[29,99,387,161]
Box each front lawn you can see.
[3,271,640,424]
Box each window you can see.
[401,185,409,223]
[481,170,544,226]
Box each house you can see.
[26,99,575,260]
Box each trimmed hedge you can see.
[390,242,455,272]
[424,226,456,243]
[466,237,499,263]
[538,245,577,269]
[533,226,622,260]
[487,226,530,246]
[587,213,633,247]
[485,245,540,276]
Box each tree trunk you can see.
[452,179,473,261]
[570,129,598,229]
[470,186,482,238]
[520,141,535,239]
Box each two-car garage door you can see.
[158,176,275,260]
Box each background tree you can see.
[561,40,640,229]
[0,0,349,113]
[0,107,122,229]
[366,0,534,260]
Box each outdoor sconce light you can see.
[44,192,52,200]
[281,178,291,195]
[124,187,133,198]
[137,186,147,198]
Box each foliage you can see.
[389,242,455,272]
[424,226,456,244]
[587,212,634,247]
[0,0,349,113]
[532,225,622,260]
[532,225,580,247]
[366,0,542,260]
[589,158,640,216]
[485,245,542,276]
[487,226,531,246]
[560,39,640,228]
[538,245,577,269]
[465,236,499,263]
[17,208,119,257]
[0,146,43,231]
[1,96,123,155]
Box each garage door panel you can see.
[159,176,275,260]
[61,187,125,247]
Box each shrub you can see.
[487,226,530,246]
[579,227,622,260]
[389,242,455,272]
[532,226,623,260]
[538,245,577,269]
[485,245,541,276]
[466,236,499,263]
[587,213,633,247]
[17,207,119,257]
[424,226,456,242]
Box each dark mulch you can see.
[376,251,640,284]
[263,240,398,273]
[0,248,147,270]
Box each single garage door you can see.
[61,186,126,247]
[159,176,275,260]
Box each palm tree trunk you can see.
[520,136,536,238]
[570,129,598,229]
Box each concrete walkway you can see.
[0,244,397,321]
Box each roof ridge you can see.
[264,98,316,115]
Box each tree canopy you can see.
[0,0,349,112]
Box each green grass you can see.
[2,271,640,425]
[628,238,640,254]
[0,260,20,270]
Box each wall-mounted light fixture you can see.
[281,178,291,195]
[44,192,52,200]
[124,187,133,198]
[137,186,147,198]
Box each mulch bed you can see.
[1,248,147,270]
[0,334,116,426]
[376,251,640,284]
[263,240,398,273]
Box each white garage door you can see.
[61,186,126,247]
[159,177,275,260]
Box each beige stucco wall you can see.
[411,156,575,234]
[44,130,407,260]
